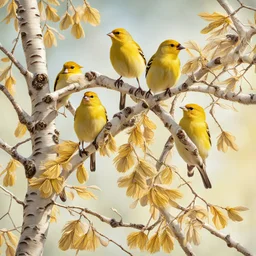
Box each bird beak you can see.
[63,69,69,74]
[83,96,90,102]
[180,106,188,111]
[107,32,114,38]
[177,44,185,50]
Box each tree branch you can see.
[217,0,245,36]
[0,43,30,77]
[197,219,254,256]
[0,138,29,167]
[0,84,31,126]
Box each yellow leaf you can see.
[50,205,60,223]
[146,233,160,253]
[39,179,53,198]
[217,131,239,152]
[3,1,17,24]
[14,121,27,138]
[184,40,201,53]
[72,11,80,24]
[148,186,169,208]
[73,186,97,200]
[219,76,240,92]
[0,65,11,81]
[59,232,73,251]
[226,206,248,222]
[5,75,16,96]
[127,231,148,250]
[142,114,157,129]
[38,1,46,21]
[42,163,60,179]
[160,227,174,253]
[0,233,4,246]
[143,127,154,144]
[160,166,173,185]
[181,57,201,74]
[71,22,85,39]
[66,190,75,200]
[0,0,8,8]
[114,143,135,173]
[1,57,10,62]
[3,171,16,187]
[59,11,73,30]
[136,159,156,177]
[82,5,100,26]
[51,176,64,194]
[76,164,88,184]
[128,124,144,147]
[118,171,147,199]
[45,5,60,22]
[7,232,18,246]
[199,12,228,21]
[48,0,59,6]
[44,28,57,48]
[210,206,228,230]
[184,220,202,246]
[6,244,15,256]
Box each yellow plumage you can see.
[74,91,107,172]
[174,104,212,189]
[146,40,184,93]
[108,28,146,110]
[54,61,83,110]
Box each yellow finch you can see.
[74,91,107,172]
[146,40,184,94]
[54,61,83,111]
[108,28,146,110]
[174,104,212,189]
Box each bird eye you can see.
[70,66,75,69]
[90,95,94,98]
[170,44,174,47]
[114,31,120,35]
[188,107,193,110]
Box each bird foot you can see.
[134,87,144,96]
[114,78,124,88]
[164,88,172,97]
[85,71,97,81]
[92,140,99,150]
[145,89,153,98]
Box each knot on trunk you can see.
[32,73,48,90]
[85,71,98,81]
[42,95,53,103]
[35,121,47,131]
[24,159,36,178]
[52,134,59,144]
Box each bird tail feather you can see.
[197,165,212,189]
[187,165,195,177]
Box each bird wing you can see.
[145,54,155,77]
[54,73,60,91]
[135,42,146,65]
[206,122,211,146]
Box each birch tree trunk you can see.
[15,1,56,255]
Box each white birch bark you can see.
[15,1,57,255]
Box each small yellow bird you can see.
[74,91,107,172]
[108,28,146,110]
[146,40,184,94]
[54,61,83,111]
[174,104,212,189]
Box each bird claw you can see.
[145,89,152,98]
[134,87,144,96]
[114,78,124,88]
[164,88,172,97]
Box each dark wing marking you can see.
[145,55,155,77]
[135,42,146,65]
[54,74,60,91]
[105,107,108,122]
[138,48,146,65]
[206,123,211,146]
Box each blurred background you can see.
[0,0,256,255]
